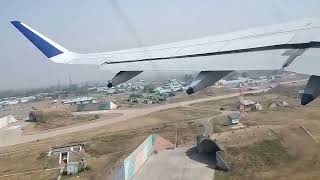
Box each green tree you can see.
[143,84,155,93]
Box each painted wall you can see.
[123,134,155,180]
[0,115,17,128]
[113,134,173,180]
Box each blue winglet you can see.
[11,21,63,58]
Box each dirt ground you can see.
[215,123,320,180]
[23,111,122,135]
[0,121,202,180]
[166,87,237,103]
[192,85,320,180]
[1,84,320,180]
[0,106,205,179]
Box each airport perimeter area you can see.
[0,80,319,180]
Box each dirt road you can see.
[0,89,268,147]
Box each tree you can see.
[241,72,248,78]
[143,84,155,93]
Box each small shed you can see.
[67,159,87,175]
[228,112,240,125]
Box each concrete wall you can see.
[196,135,229,172]
[0,115,17,128]
[113,134,173,180]
[113,163,125,180]
[216,151,230,171]
[71,102,117,112]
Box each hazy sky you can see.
[0,0,320,90]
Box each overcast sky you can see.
[0,0,320,90]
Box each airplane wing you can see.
[10,19,320,105]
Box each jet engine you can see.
[186,71,232,95]
[301,75,320,105]
[107,71,143,88]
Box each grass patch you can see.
[37,152,47,160]
[267,85,304,98]
[212,124,223,133]
[145,106,221,123]
[221,139,292,178]
[246,139,291,167]
[210,116,227,133]
[24,111,120,134]
[191,98,238,111]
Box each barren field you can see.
[130,106,221,124]
[215,122,320,180]
[0,106,208,179]
[23,111,122,134]
[188,85,320,180]
[0,121,202,180]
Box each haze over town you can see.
[1,0,320,90]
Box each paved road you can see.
[132,147,215,180]
[0,89,268,147]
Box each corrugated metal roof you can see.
[228,112,240,119]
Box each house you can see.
[218,77,251,88]
[228,112,241,125]
[239,99,263,111]
[63,97,97,105]
[240,99,256,111]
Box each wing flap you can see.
[101,49,289,71]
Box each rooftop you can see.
[228,112,241,119]
[240,99,256,106]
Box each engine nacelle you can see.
[301,75,320,105]
[107,71,143,88]
[186,71,232,95]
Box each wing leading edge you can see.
[10,19,320,71]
